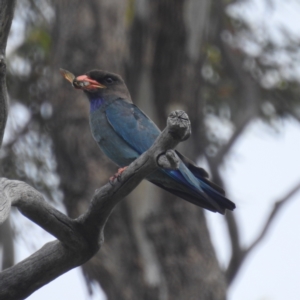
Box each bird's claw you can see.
[109,167,127,184]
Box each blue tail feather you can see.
[150,162,235,214]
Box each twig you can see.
[226,181,300,284]
[246,181,300,254]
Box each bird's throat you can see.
[89,97,105,112]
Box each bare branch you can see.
[0,180,11,224]
[205,156,299,286]
[0,0,15,55]
[225,211,245,285]
[226,181,300,284]
[0,218,14,269]
[0,110,190,300]
[206,162,245,285]
[0,0,16,146]
[246,181,300,254]
[212,114,252,167]
[0,179,79,244]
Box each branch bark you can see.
[0,110,191,300]
[0,0,16,146]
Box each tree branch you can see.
[206,157,300,285]
[0,0,16,146]
[0,179,80,244]
[246,181,300,255]
[205,162,245,285]
[226,181,300,284]
[0,217,14,270]
[0,110,191,300]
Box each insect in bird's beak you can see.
[60,68,75,84]
[60,68,106,90]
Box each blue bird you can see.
[60,69,236,214]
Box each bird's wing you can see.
[105,99,161,154]
[175,151,225,195]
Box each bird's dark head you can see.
[60,69,132,103]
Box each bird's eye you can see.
[104,77,114,84]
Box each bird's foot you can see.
[109,167,127,184]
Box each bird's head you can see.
[60,69,132,102]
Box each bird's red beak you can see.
[73,75,106,90]
[60,68,106,90]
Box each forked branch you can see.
[0,110,191,300]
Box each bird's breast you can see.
[89,109,139,167]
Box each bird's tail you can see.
[191,165,236,213]
[149,159,236,214]
[152,178,234,214]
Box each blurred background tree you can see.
[1,0,300,299]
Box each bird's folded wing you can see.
[105,99,161,154]
[175,151,225,195]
